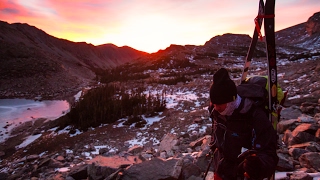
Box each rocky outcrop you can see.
[277,107,320,176]
[306,12,320,36]
[275,11,320,52]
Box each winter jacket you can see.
[209,97,279,180]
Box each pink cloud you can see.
[1,0,32,20]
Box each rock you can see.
[65,176,75,180]
[121,157,180,180]
[37,157,51,169]
[68,164,88,180]
[48,158,65,168]
[277,153,294,171]
[140,152,153,160]
[87,155,142,169]
[0,151,5,157]
[47,174,64,180]
[0,173,8,180]
[204,171,214,180]
[172,158,184,179]
[87,162,118,180]
[316,128,320,138]
[186,175,203,180]
[127,145,144,155]
[280,107,302,120]
[288,148,309,160]
[160,151,167,159]
[288,123,320,146]
[159,133,179,153]
[56,155,65,162]
[283,129,293,146]
[193,117,203,124]
[277,119,298,134]
[297,114,316,123]
[299,152,320,171]
[300,106,315,114]
[287,171,313,180]
[98,147,109,155]
[289,141,320,152]
[288,131,318,146]
[292,124,319,136]
[314,113,320,121]
[13,154,40,163]
[189,135,210,148]
[180,163,202,179]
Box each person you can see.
[208,68,278,180]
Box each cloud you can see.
[1,8,19,14]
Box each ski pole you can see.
[203,148,217,180]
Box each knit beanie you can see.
[210,68,237,104]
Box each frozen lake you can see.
[0,98,70,143]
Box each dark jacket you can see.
[209,97,278,180]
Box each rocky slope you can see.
[0,21,147,100]
[0,57,319,180]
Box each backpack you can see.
[237,76,286,129]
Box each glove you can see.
[214,173,223,180]
[242,154,263,179]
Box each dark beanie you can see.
[210,68,237,104]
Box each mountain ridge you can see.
[0,20,148,99]
[0,11,319,100]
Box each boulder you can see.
[288,131,318,146]
[127,145,144,155]
[159,133,179,153]
[276,153,294,171]
[280,106,302,120]
[288,171,313,180]
[277,119,298,134]
[121,157,181,180]
[68,164,88,180]
[288,148,310,160]
[299,152,320,171]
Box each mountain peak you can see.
[306,11,320,35]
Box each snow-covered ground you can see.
[1,58,320,179]
[3,85,319,179]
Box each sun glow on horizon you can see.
[1,0,319,53]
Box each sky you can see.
[0,0,319,53]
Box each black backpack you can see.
[237,76,287,129]
[237,76,269,107]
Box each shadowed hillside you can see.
[0,21,148,99]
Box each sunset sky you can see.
[1,0,319,53]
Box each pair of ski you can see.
[240,0,277,180]
[240,0,277,126]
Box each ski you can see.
[264,0,276,179]
[264,0,277,126]
[240,0,265,84]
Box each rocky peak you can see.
[204,33,251,47]
[306,12,320,35]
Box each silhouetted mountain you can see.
[0,21,147,99]
[146,12,319,64]
[0,12,319,100]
